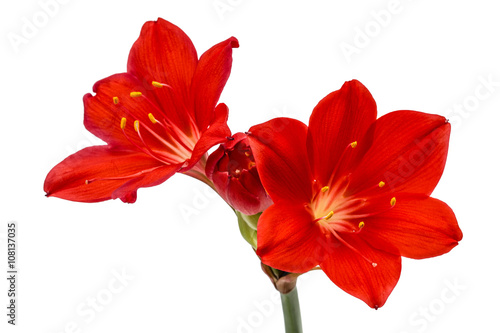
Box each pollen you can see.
[372,263,378,268]
[130,91,143,97]
[85,180,89,185]
[358,221,365,229]
[248,162,256,168]
[324,211,334,220]
[350,141,358,148]
[120,117,127,130]
[378,181,385,188]
[390,197,396,206]
[244,151,251,157]
[152,81,163,88]
[148,113,157,124]
[113,96,119,104]
[321,186,329,193]
[134,120,140,132]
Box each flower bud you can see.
[206,132,272,215]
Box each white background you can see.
[1,0,499,332]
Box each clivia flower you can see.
[44,18,238,203]
[206,132,272,216]
[247,80,463,309]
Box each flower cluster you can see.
[44,18,462,309]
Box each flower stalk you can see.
[281,287,303,333]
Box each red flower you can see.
[247,80,462,308]
[44,18,238,203]
[206,133,272,215]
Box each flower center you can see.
[114,81,200,165]
[218,139,256,178]
[309,140,396,267]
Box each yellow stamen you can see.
[148,113,157,124]
[248,162,256,168]
[350,141,358,148]
[390,197,396,206]
[321,186,329,193]
[113,96,119,104]
[120,117,127,130]
[359,221,365,229]
[324,211,334,220]
[235,169,241,175]
[130,91,142,97]
[134,120,140,132]
[378,181,385,188]
[152,81,163,88]
[244,151,251,157]
[85,180,89,185]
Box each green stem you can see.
[280,287,303,333]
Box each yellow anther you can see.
[130,91,142,97]
[235,169,241,175]
[324,211,334,220]
[321,186,329,193]
[378,181,385,188]
[85,180,89,185]
[134,120,140,132]
[120,117,127,130]
[350,141,358,148]
[359,221,365,229]
[244,151,251,157]
[148,113,157,124]
[248,162,256,168]
[152,81,163,88]
[113,96,119,104]
[390,197,396,206]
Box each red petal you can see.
[307,80,377,185]
[44,146,179,203]
[112,162,180,203]
[236,169,273,214]
[226,173,264,215]
[248,118,312,204]
[205,144,226,181]
[190,37,239,130]
[127,18,198,132]
[346,111,450,196]
[183,103,231,171]
[361,194,463,259]
[320,235,401,309]
[256,203,323,273]
[127,18,197,107]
